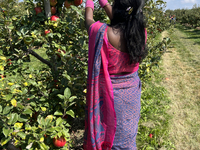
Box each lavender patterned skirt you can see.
[110,71,141,150]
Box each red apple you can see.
[34,7,42,15]
[56,49,66,58]
[44,29,51,35]
[0,74,4,79]
[50,15,59,21]
[7,59,12,65]
[50,0,57,6]
[74,0,83,6]
[51,6,56,15]
[53,136,66,147]
[64,0,72,8]
[149,134,153,138]
[27,98,30,100]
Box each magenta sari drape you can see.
[84,22,116,150]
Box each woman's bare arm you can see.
[103,3,113,20]
[85,7,95,32]
[85,1,113,32]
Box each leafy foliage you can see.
[166,4,200,28]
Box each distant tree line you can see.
[165,4,200,28]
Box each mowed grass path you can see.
[161,25,200,149]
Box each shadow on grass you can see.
[175,24,200,45]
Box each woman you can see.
[84,0,148,149]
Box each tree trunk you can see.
[43,0,51,18]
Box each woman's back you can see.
[104,26,139,75]
[107,26,127,52]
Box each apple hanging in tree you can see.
[44,29,51,35]
[64,0,72,8]
[74,0,83,6]
[51,15,59,21]
[34,7,42,15]
[51,6,56,15]
[53,136,66,147]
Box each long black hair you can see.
[110,0,148,64]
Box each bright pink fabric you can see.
[103,27,139,74]
[99,0,108,8]
[84,21,116,150]
[85,0,94,11]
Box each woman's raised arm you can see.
[85,0,95,32]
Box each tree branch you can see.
[27,48,52,68]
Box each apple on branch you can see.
[64,0,72,8]
[53,136,66,147]
[50,15,59,27]
[74,0,83,6]
[51,6,56,15]
[56,49,66,58]
[44,29,51,35]
[50,15,59,22]
[34,7,42,15]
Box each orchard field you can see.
[0,0,176,149]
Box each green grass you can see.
[175,24,200,45]
[160,27,200,149]
[137,66,175,149]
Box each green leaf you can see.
[23,108,33,115]
[39,142,49,150]
[54,111,63,116]
[56,117,63,126]
[54,126,62,132]
[0,136,11,146]
[56,33,61,38]
[8,113,18,125]
[5,94,13,101]
[25,124,32,131]
[3,106,13,115]
[68,102,76,107]
[17,131,26,139]
[66,110,75,118]
[62,129,70,137]
[3,127,11,137]
[18,115,28,122]
[57,94,64,99]
[64,88,71,99]
[0,105,2,113]
[69,96,77,102]
[46,127,55,132]
[30,102,36,107]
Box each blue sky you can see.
[19,0,200,10]
[164,0,200,10]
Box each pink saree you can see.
[84,21,147,150]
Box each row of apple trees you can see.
[0,0,171,149]
[166,4,200,28]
